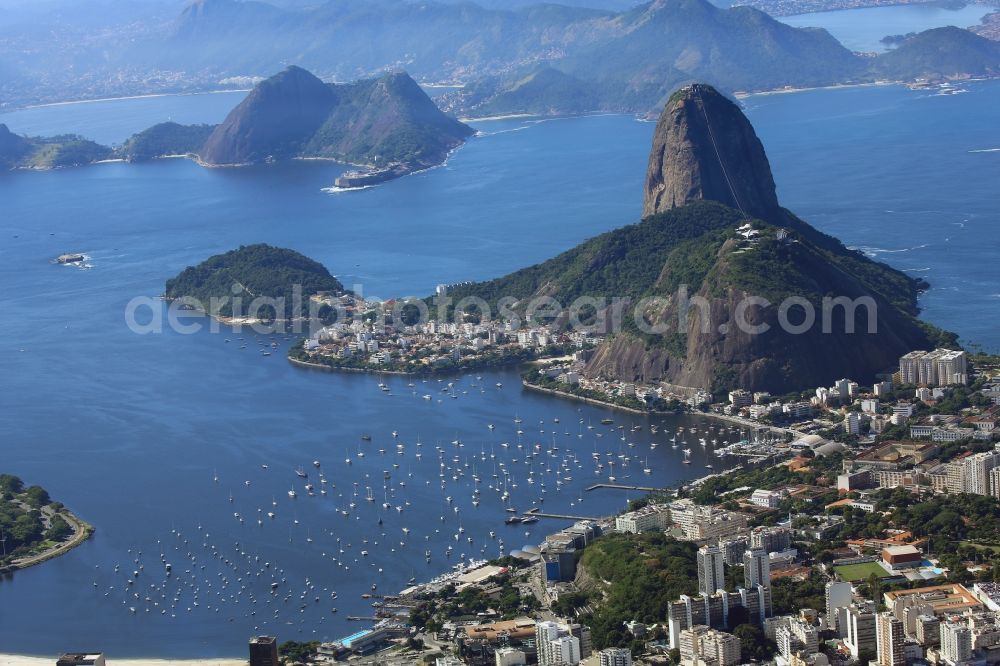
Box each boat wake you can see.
[851,243,929,258]
[321,184,375,194]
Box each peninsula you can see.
[443,84,952,396]
[0,474,93,574]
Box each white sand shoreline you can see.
[0,655,245,666]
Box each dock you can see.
[523,508,600,521]
[584,483,659,492]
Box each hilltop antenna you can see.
[696,90,751,222]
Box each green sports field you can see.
[834,561,890,582]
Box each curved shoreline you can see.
[288,356,413,376]
[0,656,244,666]
[520,380,649,414]
[2,509,94,574]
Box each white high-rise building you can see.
[825,581,854,634]
[845,604,877,659]
[744,548,771,589]
[776,618,819,660]
[597,648,632,666]
[963,451,1000,496]
[940,621,972,665]
[899,349,968,386]
[536,621,582,666]
[698,545,726,595]
[844,411,864,435]
[876,612,905,666]
[549,636,580,665]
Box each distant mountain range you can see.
[448,0,1000,115]
[2,0,999,110]
[442,84,950,393]
[162,0,1000,115]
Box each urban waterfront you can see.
[1,78,999,656]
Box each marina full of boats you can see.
[72,369,765,647]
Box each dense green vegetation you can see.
[278,640,320,664]
[0,474,74,566]
[119,122,215,161]
[466,68,599,117]
[441,194,939,393]
[165,244,343,320]
[304,72,474,167]
[408,568,539,632]
[576,532,699,649]
[0,124,111,170]
[290,340,575,376]
[522,367,684,413]
[441,199,926,332]
[442,201,745,311]
[872,27,1000,81]
[684,453,841,506]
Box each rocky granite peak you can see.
[642,83,780,221]
[199,66,339,165]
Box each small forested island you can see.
[164,244,344,321]
[0,473,92,572]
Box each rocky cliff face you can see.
[581,234,932,392]
[199,66,339,165]
[0,124,32,168]
[642,83,780,221]
[446,81,941,394]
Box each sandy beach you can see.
[0,656,245,666]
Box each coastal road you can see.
[10,508,91,571]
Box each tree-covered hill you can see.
[871,26,1000,80]
[198,67,474,168]
[165,244,344,320]
[0,474,74,566]
[0,124,112,170]
[576,532,699,648]
[118,122,216,161]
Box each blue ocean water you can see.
[0,79,997,656]
[779,3,994,52]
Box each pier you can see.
[584,483,660,492]
[523,508,601,521]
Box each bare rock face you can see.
[200,66,338,165]
[642,83,780,221]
